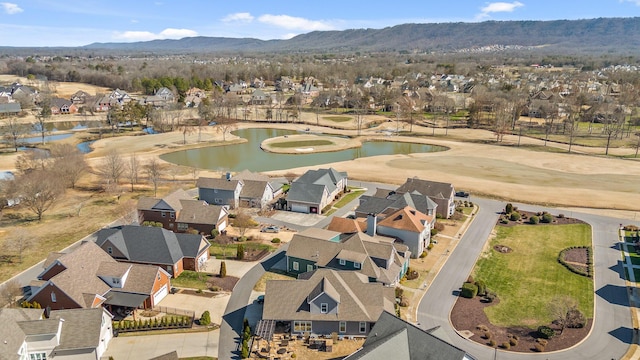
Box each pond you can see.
[160,128,446,172]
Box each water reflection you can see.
[160,128,446,172]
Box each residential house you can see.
[262,269,395,336]
[343,311,474,360]
[197,176,244,209]
[93,89,131,112]
[137,188,229,234]
[355,190,438,220]
[373,207,434,258]
[251,89,269,105]
[141,87,176,108]
[0,307,114,360]
[70,90,92,105]
[285,228,410,285]
[50,98,78,115]
[27,241,171,312]
[287,168,347,214]
[94,225,211,277]
[395,178,456,219]
[0,102,21,116]
[232,170,275,209]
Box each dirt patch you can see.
[563,248,588,264]
[493,245,513,253]
[451,296,592,353]
[207,275,239,292]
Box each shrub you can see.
[431,228,439,236]
[405,268,419,280]
[466,275,474,283]
[240,345,249,359]
[237,236,247,242]
[488,339,496,347]
[508,334,519,341]
[483,330,493,339]
[537,326,555,339]
[476,324,489,332]
[399,296,409,307]
[541,213,554,223]
[558,213,565,218]
[461,282,478,298]
[501,342,511,349]
[529,215,539,224]
[236,244,245,260]
[199,311,211,326]
[536,338,548,346]
[566,308,586,328]
[505,203,514,214]
[395,287,404,298]
[510,338,518,346]
[220,261,227,278]
[420,251,428,258]
[271,238,281,243]
[509,212,521,221]
[434,222,445,232]
[291,354,297,358]
[475,280,487,296]
[427,243,434,250]
[500,218,509,224]
[534,343,545,352]
[211,229,219,238]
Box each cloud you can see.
[257,14,335,31]
[476,1,524,20]
[113,28,197,42]
[621,0,640,5]
[1,2,23,14]
[222,12,254,23]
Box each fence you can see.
[113,306,195,334]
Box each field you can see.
[473,224,593,327]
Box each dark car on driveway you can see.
[455,191,470,198]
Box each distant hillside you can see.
[78,17,640,54]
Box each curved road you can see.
[417,197,637,360]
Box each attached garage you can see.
[291,204,309,213]
[152,284,169,305]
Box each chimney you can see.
[226,172,231,181]
[367,213,377,235]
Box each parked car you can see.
[261,225,280,233]
[455,191,470,198]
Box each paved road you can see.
[417,198,638,360]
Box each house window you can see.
[293,321,312,333]
[161,212,166,217]
[157,273,161,280]
[215,198,223,204]
[354,262,361,269]
[167,266,172,273]
[107,247,113,254]
[177,223,188,231]
[339,321,347,333]
[51,292,56,303]
[170,212,175,218]
[307,264,314,272]
[320,303,328,313]
[29,353,47,360]
[359,322,367,333]
[292,261,299,271]
[169,223,174,228]
[113,278,120,284]
[339,259,346,266]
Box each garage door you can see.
[152,284,169,305]
[291,204,309,213]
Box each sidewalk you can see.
[619,229,640,360]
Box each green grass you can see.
[323,116,352,122]
[209,242,276,260]
[270,139,334,148]
[253,270,296,291]
[324,190,365,216]
[627,248,640,266]
[171,270,214,290]
[473,223,593,328]
[401,269,429,289]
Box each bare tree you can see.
[144,158,166,197]
[549,295,584,334]
[233,209,254,237]
[50,143,87,189]
[35,94,52,144]
[15,148,50,174]
[4,229,32,264]
[97,149,125,189]
[126,154,140,192]
[191,166,200,186]
[116,199,138,225]
[16,169,63,221]
[215,117,238,141]
[0,279,23,308]
[2,118,28,152]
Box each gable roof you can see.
[50,308,110,354]
[177,200,226,226]
[356,191,437,217]
[377,206,433,233]
[344,311,469,360]
[196,177,242,191]
[239,179,270,199]
[396,178,454,200]
[232,169,270,182]
[94,225,209,265]
[326,217,367,234]
[263,269,394,323]
[137,188,192,212]
[294,167,346,194]
[0,308,45,360]
[287,182,327,204]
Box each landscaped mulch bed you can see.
[207,275,239,291]
[562,248,589,274]
[498,210,585,227]
[451,296,592,353]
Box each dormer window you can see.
[320,303,328,313]
[339,259,346,266]
[354,262,361,269]
[107,247,113,254]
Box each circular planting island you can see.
[261,134,361,154]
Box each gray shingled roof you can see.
[137,189,192,212]
[50,308,107,353]
[395,177,454,200]
[95,225,208,265]
[294,168,346,195]
[0,308,46,359]
[176,200,224,226]
[344,311,469,360]
[196,177,242,191]
[356,191,436,217]
[287,182,326,204]
[239,179,269,199]
[263,269,394,323]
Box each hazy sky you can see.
[1,0,639,47]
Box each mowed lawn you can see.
[474,224,593,328]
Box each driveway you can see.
[417,198,638,360]
[102,329,220,360]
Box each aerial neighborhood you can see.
[1,11,640,360]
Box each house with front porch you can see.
[27,241,171,312]
[262,269,395,337]
[286,228,410,285]
[94,225,211,278]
